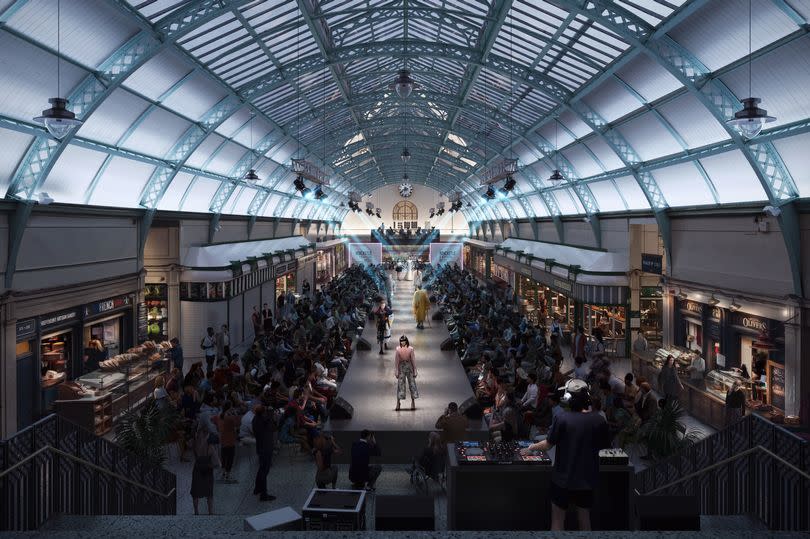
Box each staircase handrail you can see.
[637,444,810,497]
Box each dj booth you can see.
[447,441,632,531]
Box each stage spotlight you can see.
[375,208,381,218]
[483,186,495,199]
[314,186,326,200]
[302,187,313,199]
[429,208,435,218]
[293,176,307,193]
[503,176,516,192]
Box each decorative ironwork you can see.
[479,159,518,186]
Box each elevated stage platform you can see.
[327,274,487,464]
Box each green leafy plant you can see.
[114,399,179,467]
[639,399,701,460]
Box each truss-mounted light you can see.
[391,69,417,99]
[482,186,496,200]
[548,169,564,183]
[400,147,411,163]
[314,186,326,200]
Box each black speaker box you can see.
[636,495,699,531]
[330,396,354,419]
[375,495,434,531]
[458,396,482,419]
[355,337,372,351]
[440,337,455,350]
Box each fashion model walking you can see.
[395,335,419,410]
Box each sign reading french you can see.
[429,242,463,269]
[348,243,383,266]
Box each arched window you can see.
[392,201,418,229]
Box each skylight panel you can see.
[344,133,365,146]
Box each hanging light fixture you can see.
[400,147,411,163]
[548,118,564,182]
[244,112,259,184]
[726,0,775,138]
[34,0,82,139]
[391,69,416,99]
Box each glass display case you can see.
[705,369,746,401]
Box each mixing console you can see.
[455,440,551,465]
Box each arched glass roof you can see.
[0,0,808,224]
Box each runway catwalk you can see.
[327,271,487,462]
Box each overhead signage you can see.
[84,295,132,318]
[274,261,296,278]
[40,309,79,330]
[683,301,703,315]
[429,242,463,269]
[348,243,382,266]
[16,319,36,340]
[641,253,663,274]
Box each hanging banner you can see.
[429,242,464,269]
[348,243,382,266]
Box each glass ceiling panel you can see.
[181,177,221,213]
[157,172,195,211]
[587,180,628,212]
[40,145,106,205]
[90,157,155,208]
[698,150,769,204]
[773,132,810,197]
[613,176,650,210]
[652,162,716,208]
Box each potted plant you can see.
[115,399,179,467]
[639,399,701,460]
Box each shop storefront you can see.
[13,293,140,430]
[463,239,495,280]
[315,239,348,288]
[636,290,791,429]
[495,241,629,354]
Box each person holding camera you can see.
[313,433,342,489]
[520,380,610,531]
[349,429,382,490]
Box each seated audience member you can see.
[434,401,469,444]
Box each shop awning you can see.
[498,238,628,286]
[316,238,347,249]
[182,236,313,269]
[463,238,497,250]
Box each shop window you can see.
[639,287,663,346]
[145,284,168,342]
[393,201,418,229]
[41,331,72,414]
[585,305,626,357]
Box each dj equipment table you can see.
[446,442,632,531]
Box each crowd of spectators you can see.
[156,265,383,508]
[429,264,653,449]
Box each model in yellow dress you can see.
[412,285,430,330]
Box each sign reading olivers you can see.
[429,242,463,269]
[348,243,383,266]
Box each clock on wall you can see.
[399,182,413,197]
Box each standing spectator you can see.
[251,306,262,337]
[521,381,610,531]
[252,404,277,502]
[201,327,217,375]
[623,373,638,408]
[349,429,382,490]
[658,355,683,405]
[262,303,273,335]
[168,337,184,373]
[302,278,311,297]
[214,401,240,482]
[190,427,219,515]
[687,353,706,388]
[632,332,648,353]
[636,382,659,424]
[725,380,745,425]
[313,433,341,489]
[519,373,539,411]
[217,324,231,362]
[434,401,469,445]
[572,325,587,363]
